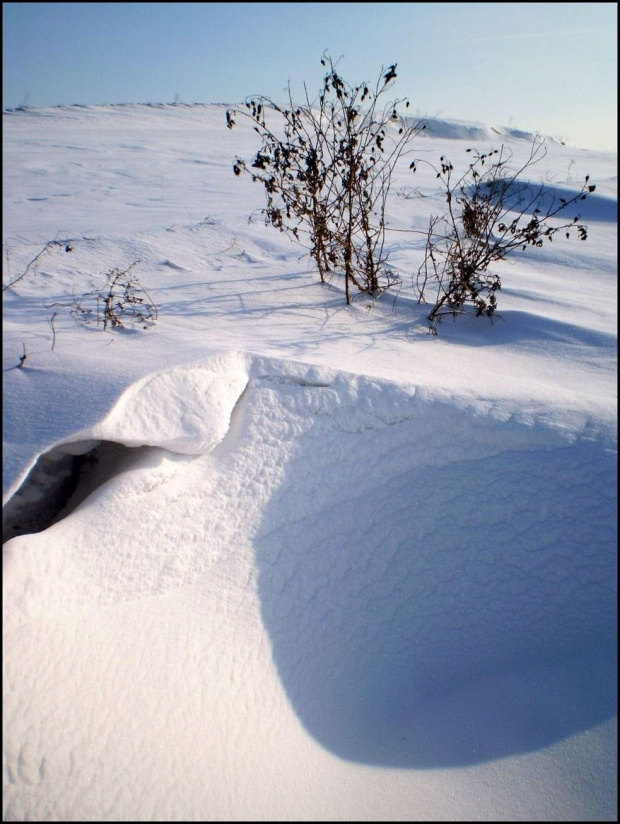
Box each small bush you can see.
[70,262,158,331]
[227,53,425,303]
[413,138,594,333]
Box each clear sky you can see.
[2,2,617,151]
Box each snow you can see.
[3,103,617,820]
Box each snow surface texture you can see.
[3,103,617,820]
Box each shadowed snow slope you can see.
[249,369,616,768]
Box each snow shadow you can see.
[528,184,617,224]
[472,180,617,223]
[253,390,617,768]
[422,309,617,350]
[2,440,151,544]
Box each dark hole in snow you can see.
[2,440,151,543]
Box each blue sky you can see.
[2,2,617,151]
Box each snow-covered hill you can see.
[3,103,617,821]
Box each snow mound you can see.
[3,354,617,817]
[87,350,250,454]
[5,356,616,721]
[417,116,565,144]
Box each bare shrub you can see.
[413,138,595,333]
[68,262,158,331]
[227,53,425,303]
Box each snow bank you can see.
[3,355,616,819]
[3,100,616,821]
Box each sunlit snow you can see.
[3,103,617,821]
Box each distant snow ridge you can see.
[2,103,563,146]
[413,116,565,145]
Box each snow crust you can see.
[3,103,617,820]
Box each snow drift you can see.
[4,357,616,768]
[3,102,617,820]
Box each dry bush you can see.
[227,53,425,303]
[413,138,595,332]
[70,262,158,331]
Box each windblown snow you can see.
[3,103,617,821]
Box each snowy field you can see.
[2,102,617,821]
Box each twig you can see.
[49,312,58,351]
[3,243,10,282]
[2,239,72,291]
[18,343,27,368]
